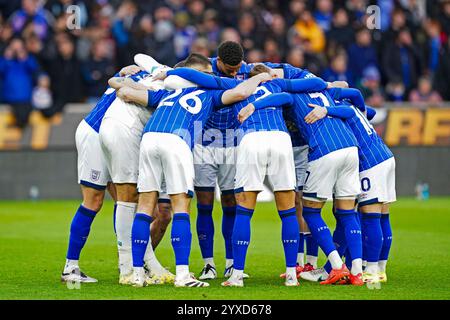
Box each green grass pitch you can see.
[1,198,449,300]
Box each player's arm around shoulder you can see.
[116,87,149,106]
[238,92,293,123]
[108,77,148,91]
[304,103,355,124]
[220,72,272,105]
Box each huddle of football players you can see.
[61,40,395,288]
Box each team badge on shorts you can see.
[91,169,101,182]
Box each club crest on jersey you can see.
[235,75,245,80]
[91,170,101,181]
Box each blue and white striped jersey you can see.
[232,79,288,139]
[202,57,252,147]
[84,70,149,132]
[327,88,394,171]
[258,63,312,147]
[144,87,225,149]
[345,106,394,171]
[208,59,311,147]
[283,106,307,147]
[289,91,359,161]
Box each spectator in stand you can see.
[346,0,367,24]
[347,27,379,84]
[382,27,423,92]
[246,48,264,63]
[32,73,52,113]
[132,14,156,59]
[284,0,307,27]
[326,7,354,52]
[151,6,177,66]
[0,18,14,54]
[377,0,395,31]
[0,37,37,127]
[286,46,305,69]
[386,79,406,102]
[424,19,442,75]
[111,0,138,67]
[187,0,205,27]
[190,37,211,57]
[321,52,354,87]
[382,8,407,46]
[237,12,262,52]
[314,0,334,32]
[240,0,267,36]
[358,66,386,108]
[293,10,326,53]
[45,0,89,29]
[10,0,51,40]
[263,38,282,63]
[82,38,115,101]
[201,10,221,53]
[269,14,288,58]
[400,0,427,29]
[220,27,241,44]
[435,37,450,100]
[409,76,443,103]
[173,11,197,61]
[46,33,84,117]
[438,0,450,38]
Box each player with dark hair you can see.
[216,41,245,77]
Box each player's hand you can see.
[255,72,272,83]
[327,81,349,89]
[119,65,143,76]
[238,103,255,123]
[152,69,168,81]
[304,103,327,124]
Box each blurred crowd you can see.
[0,0,449,127]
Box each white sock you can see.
[297,253,304,266]
[378,260,387,272]
[204,257,215,267]
[143,239,166,274]
[232,269,244,279]
[225,259,233,269]
[176,265,189,278]
[286,267,296,279]
[64,259,78,272]
[366,262,379,275]
[306,255,318,267]
[351,258,363,275]
[115,201,137,275]
[328,251,343,269]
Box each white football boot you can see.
[144,264,175,285]
[119,271,134,285]
[300,267,329,282]
[224,265,249,279]
[61,267,97,283]
[221,274,244,287]
[174,273,210,288]
[285,274,300,287]
[199,264,218,280]
[131,268,147,288]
